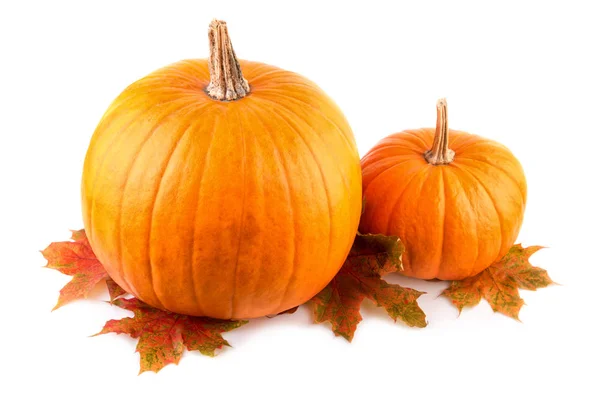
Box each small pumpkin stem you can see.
[206,19,250,101]
[425,98,455,165]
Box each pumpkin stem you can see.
[206,20,250,101]
[425,98,455,165]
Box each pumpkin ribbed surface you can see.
[81,59,362,319]
[360,123,527,280]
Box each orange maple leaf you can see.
[442,244,554,319]
[309,233,427,341]
[94,298,248,374]
[266,306,299,318]
[42,230,126,309]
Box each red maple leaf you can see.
[42,230,126,309]
[442,244,554,319]
[309,233,427,341]
[94,298,248,373]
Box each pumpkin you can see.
[81,20,362,319]
[360,99,527,280]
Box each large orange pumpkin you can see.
[81,20,362,319]
[360,99,526,280]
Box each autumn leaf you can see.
[442,244,554,319]
[94,298,248,373]
[42,229,126,309]
[105,278,127,303]
[280,306,299,315]
[309,233,426,341]
[266,306,299,318]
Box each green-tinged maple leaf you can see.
[94,298,248,374]
[42,230,126,309]
[309,233,426,341]
[442,244,554,320]
[105,278,127,303]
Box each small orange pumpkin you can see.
[81,20,362,319]
[360,99,527,280]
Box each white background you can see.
[1,1,599,399]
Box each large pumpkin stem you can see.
[425,98,455,165]
[206,20,250,101]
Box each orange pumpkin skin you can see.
[81,59,362,319]
[360,127,527,281]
